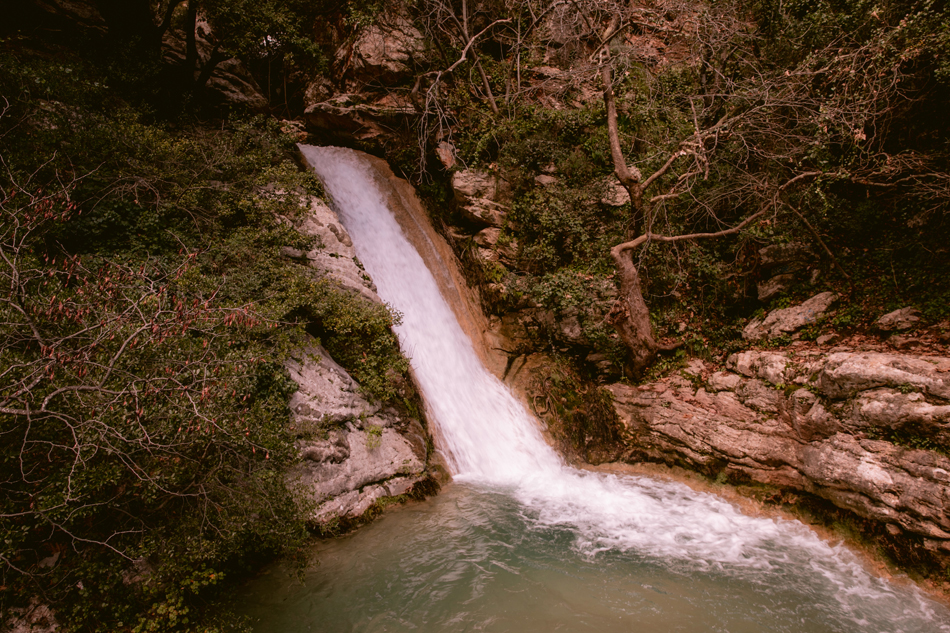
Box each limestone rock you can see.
[285,346,379,435]
[162,28,268,110]
[283,341,429,524]
[5,599,58,633]
[757,273,796,301]
[742,292,837,340]
[436,141,456,169]
[474,227,501,248]
[727,351,790,385]
[849,388,950,447]
[816,352,950,400]
[293,425,424,502]
[874,307,921,331]
[285,193,380,304]
[313,475,421,523]
[451,170,507,227]
[601,180,630,207]
[303,93,415,142]
[609,348,950,552]
[337,17,425,85]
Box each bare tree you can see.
[410,0,949,374]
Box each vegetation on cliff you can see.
[0,11,408,630]
[403,0,949,377]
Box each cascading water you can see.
[236,146,950,632]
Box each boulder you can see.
[336,17,425,86]
[601,180,631,207]
[742,291,837,340]
[874,307,921,331]
[436,141,456,169]
[451,169,507,227]
[757,273,797,301]
[284,342,429,523]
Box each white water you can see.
[299,145,950,631]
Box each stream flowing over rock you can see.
[280,190,432,525]
[609,349,950,554]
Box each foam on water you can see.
[300,145,950,631]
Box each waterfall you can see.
[299,145,949,630]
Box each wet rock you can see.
[875,307,921,332]
[742,292,837,340]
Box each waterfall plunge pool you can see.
[233,146,950,632]
[236,482,949,633]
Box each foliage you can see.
[0,38,409,631]
[529,361,624,464]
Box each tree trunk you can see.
[607,247,658,377]
[600,63,658,375]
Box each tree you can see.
[91,0,323,92]
[0,170,306,626]
[412,0,950,375]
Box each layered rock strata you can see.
[609,350,950,554]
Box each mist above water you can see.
[283,145,950,632]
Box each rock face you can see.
[609,350,950,553]
[451,169,508,227]
[281,192,380,304]
[336,16,425,86]
[285,345,429,523]
[161,25,268,110]
[742,292,837,340]
[281,189,433,526]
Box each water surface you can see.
[263,146,950,633]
